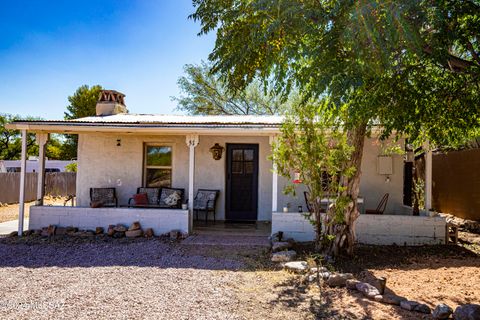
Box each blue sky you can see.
[0,1,215,119]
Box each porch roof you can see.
[6,114,284,135]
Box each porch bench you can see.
[128,187,185,209]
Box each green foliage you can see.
[191,0,480,147]
[0,113,39,160]
[272,99,355,248]
[65,162,77,173]
[63,84,103,159]
[173,61,293,115]
[64,85,103,120]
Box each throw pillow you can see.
[133,193,148,205]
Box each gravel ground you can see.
[0,234,478,320]
[0,237,313,320]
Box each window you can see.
[144,145,172,187]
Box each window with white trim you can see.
[144,145,172,187]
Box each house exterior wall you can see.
[76,133,273,221]
[271,212,446,245]
[76,133,405,221]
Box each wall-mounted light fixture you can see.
[209,143,224,160]
[116,139,121,147]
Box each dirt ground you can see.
[0,233,478,319]
[0,196,67,223]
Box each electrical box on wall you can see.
[377,155,393,175]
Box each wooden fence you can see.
[433,148,480,221]
[0,172,76,204]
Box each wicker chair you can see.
[193,189,219,223]
[90,188,117,207]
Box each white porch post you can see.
[269,135,278,212]
[424,141,433,212]
[186,134,199,233]
[18,129,28,236]
[36,133,49,206]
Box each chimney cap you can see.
[98,90,126,105]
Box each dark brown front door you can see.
[226,144,259,221]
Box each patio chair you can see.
[304,191,313,213]
[158,187,185,208]
[128,187,161,207]
[193,189,219,223]
[304,191,326,214]
[90,187,117,208]
[365,193,389,215]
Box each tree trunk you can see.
[330,123,367,256]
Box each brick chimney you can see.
[96,90,128,116]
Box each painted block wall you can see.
[271,212,446,245]
[30,206,189,235]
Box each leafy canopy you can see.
[191,0,480,146]
[173,61,293,115]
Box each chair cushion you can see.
[138,188,160,205]
[133,193,148,205]
[194,190,217,210]
[159,188,183,208]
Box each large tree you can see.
[192,0,480,255]
[62,85,102,159]
[173,61,292,115]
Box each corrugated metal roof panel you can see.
[67,114,284,125]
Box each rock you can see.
[284,261,308,273]
[381,294,407,306]
[129,221,141,231]
[271,250,297,262]
[107,225,115,236]
[95,227,104,234]
[47,225,56,236]
[414,304,431,314]
[308,274,317,282]
[374,295,383,302]
[400,300,420,311]
[327,273,353,287]
[113,224,127,232]
[310,267,328,273]
[55,227,67,236]
[272,241,292,252]
[319,272,331,280]
[41,227,49,237]
[66,226,78,234]
[356,282,381,298]
[23,230,34,236]
[453,304,480,320]
[144,228,154,238]
[8,231,18,238]
[346,279,360,290]
[113,231,125,238]
[125,229,143,238]
[433,304,453,319]
[170,230,181,240]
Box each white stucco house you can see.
[7,90,446,245]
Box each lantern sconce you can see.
[209,143,224,160]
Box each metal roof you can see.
[67,114,284,125]
[6,114,284,133]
